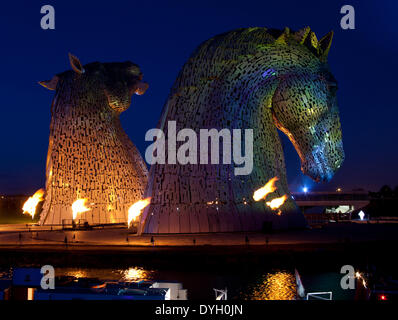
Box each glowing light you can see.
[336,187,342,192]
[266,194,288,210]
[358,211,365,221]
[71,198,91,220]
[253,177,278,201]
[379,295,387,301]
[302,187,308,193]
[128,197,151,226]
[22,189,45,219]
[246,271,297,300]
[121,267,152,281]
[65,270,88,279]
[355,271,367,288]
[91,283,106,290]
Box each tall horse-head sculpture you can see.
[39,53,149,225]
[140,27,344,233]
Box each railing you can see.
[62,219,87,226]
[306,292,333,300]
[293,192,369,202]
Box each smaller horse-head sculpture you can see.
[38,54,149,226]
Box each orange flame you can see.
[253,177,279,201]
[71,199,91,220]
[128,198,151,226]
[22,189,45,219]
[266,194,288,210]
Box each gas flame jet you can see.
[22,189,45,219]
[128,198,151,227]
[71,199,91,220]
[266,194,288,210]
[253,177,279,201]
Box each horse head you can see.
[39,53,149,113]
[270,28,344,182]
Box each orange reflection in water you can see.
[63,270,88,279]
[59,267,154,282]
[121,267,153,282]
[247,271,297,300]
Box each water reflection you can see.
[63,270,88,279]
[0,269,12,279]
[2,266,297,300]
[59,267,154,282]
[245,271,297,300]
[121,267,152,281]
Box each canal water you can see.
[0,265,357,300]
[2,240,395,300]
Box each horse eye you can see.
[128,66,141,76]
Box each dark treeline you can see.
[365,185,398,217]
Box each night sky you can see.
[0,0,397,195]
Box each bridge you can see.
[292,191,370,210]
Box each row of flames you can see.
[23,178,286,223]
[70,197,151,226]
[252,177,288,215]
[22,189,151,227]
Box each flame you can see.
[128,198,151,226]
[253,177,279,201]
[22,189,45,219]
[266,194,288,210]
[71,198,91,220]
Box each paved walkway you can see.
[0,222,398,249]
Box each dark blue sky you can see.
[0,0,397,194]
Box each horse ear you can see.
[293,26,311,44]
[318,30,334,61]
[305,31,318,49]
[275,27,290,45]
[68,53,85,74]
[38,75,59,90]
